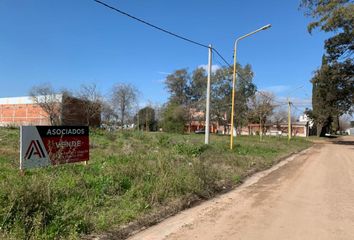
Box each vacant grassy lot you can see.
[0,127,311,239]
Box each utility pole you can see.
[260,114,263,141]
[205,44,212,144]
[288,98,291,141]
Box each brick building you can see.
[0,96,50,126]
[0,95,101,127]
[248,122,309,137]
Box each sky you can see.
[0,0,331,114]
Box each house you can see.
[185,108,218,133]
[248,122,309,137]
[0,94,101,127]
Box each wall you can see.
[0,95,101,127]
[0,103,49,126]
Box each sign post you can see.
[20,126,89,170]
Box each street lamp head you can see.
[261,24,272,30]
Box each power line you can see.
[212,51,227,71]
[212,49,232,67]
[94,0,235,71]
[291,103,308,113]
[94,0,241,83]
[94,0,209,49]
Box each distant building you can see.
[248,122,309,137]
[0,95,101,127]
[346,128,354,136]
[185,109,310,137]
[299,114,313,128]
[0,96,50,126]
[185,109,218,133]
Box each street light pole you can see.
[230,24,271,150]
[288,97,291,142]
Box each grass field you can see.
[0,127,312,239]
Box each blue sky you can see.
[0,0,330,112]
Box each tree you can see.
[189,67,208,110]
[234,64,257,130]
[271,109,288,130]
[111,83,138,127]
[161,103,187,133]
[29,84,63,125]
[248,91,275,138]
[301,0,353,60]
[210,67,232,131]
[77,83,102,126]
[165,68,208,132]
[165,69,189,105]
[164,65,257,134]
[211,65,257,132]
[137,106,156,131]
[101,101,117,125]
[311,57,354,136]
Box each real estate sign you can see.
[20,126,89,169]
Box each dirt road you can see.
[129,137,354,240]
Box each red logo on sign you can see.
[25,140,46,160]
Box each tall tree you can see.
[211,65,257,132]
[301,0,353,60]
[111,83,138,127]
[189,67,208,110]
[165,65,257,133]
[235,64,257,130]
[165,68,208,132]
[211,67,232,130]
[165,69,189,105]
[137,106,156,131]
[311,56,354,136]
[301,0,354,135]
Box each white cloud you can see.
[261,85,291,94]
[152,79,165,84]
[157,71,171,75]
[198,64,221,73]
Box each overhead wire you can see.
[94,0,258,89]
[94,0,210,49]
[291,103,308,114]
[94,0,236,78]
[212,49,232,68]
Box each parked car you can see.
[195,128,212,134]
[195,129,205,134]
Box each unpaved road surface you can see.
[129,136,354,240]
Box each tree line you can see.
[30,62,280,134]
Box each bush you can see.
[161,103,187,133]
